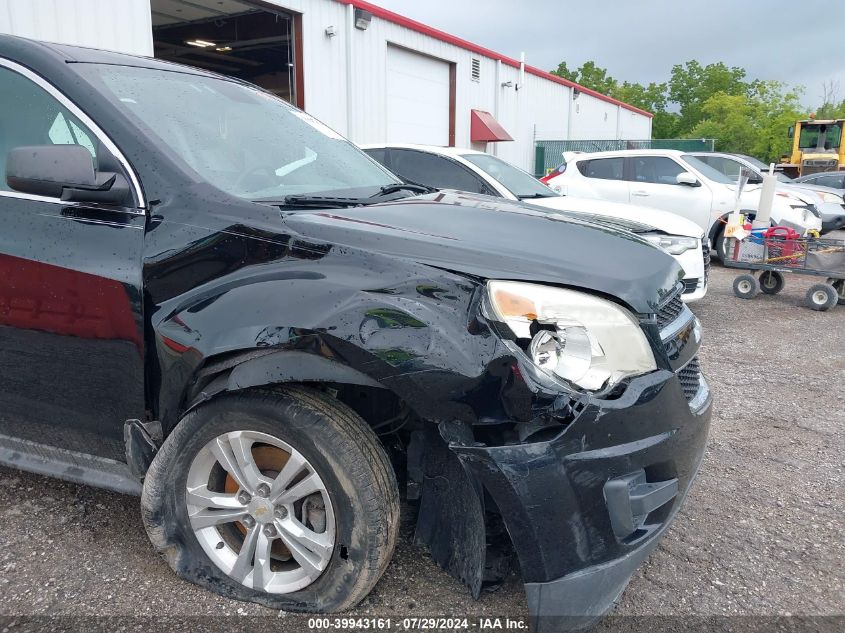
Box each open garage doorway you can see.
[151,0,303,107]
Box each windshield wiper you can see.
[261,181,438,208]
[278,195,366,208]
[518,193,554,199]
[373,182,437,197]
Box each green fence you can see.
[534,139,716,176]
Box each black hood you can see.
[280,191,683,313]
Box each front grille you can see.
[678,357,701,401]
[682,278,700,294]
[801,159,839,176]
[656,291,684,329]
[702,241,711,285]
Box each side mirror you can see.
[788,126,795,138]
[676,172,700,187]
[6,145,130,206]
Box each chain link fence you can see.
[534,139,716,176]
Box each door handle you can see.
[632,190,649,197]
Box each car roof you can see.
[688,151,764,165]
[564,149,687,161]
[359,143,483,158]
[0,33,230,80]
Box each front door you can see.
[627,155,713,231]
[0,61,146,461]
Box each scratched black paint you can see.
[0,37,711,632]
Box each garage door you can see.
[386,45,450,145]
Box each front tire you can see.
[715,229,728,262]
[141,386,399,612]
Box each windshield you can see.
[82,65,399,201]
[799,123,842,151]
[460,153,555,198]
[681,154,735,184]
[734,155,793,182]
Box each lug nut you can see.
[263,524,277,537]
[256,483,271,498]
[275,506,288,520]
[242,516,255,528]
[237,491,251,505]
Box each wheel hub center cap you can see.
[247,498,275,523]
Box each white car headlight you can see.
[642,233,699,255]
[486,281,656,391]
[817,191,844,204]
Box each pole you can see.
[493,59,501,156]
[752,163,777,228]
[345,4,354,139]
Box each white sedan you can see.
[361,143,709,301]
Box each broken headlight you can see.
[486,281,656,391]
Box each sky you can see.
[369,0,842,108]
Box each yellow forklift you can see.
[778,118,845,177]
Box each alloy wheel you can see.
[185,430,335,594]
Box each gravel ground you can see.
[1,239,844,632]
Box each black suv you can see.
[0,36,711,631]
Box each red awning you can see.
[470,109,513,143]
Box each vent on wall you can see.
[471,58,481,82]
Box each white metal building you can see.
[0,0,653,172]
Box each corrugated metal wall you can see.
[0,0,153,56]
[0,0,651,171]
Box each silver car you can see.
[690,152,845,233]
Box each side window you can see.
[387,149,490,194]
[698,156,740,179]
[577,158,624,180]
[814,174,844,188]
[363,148,387,166]
[716,157,743,179]
[696,155,717,169]
[631,156,686,185]
[0,66,99,192]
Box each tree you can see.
[748,81,804,162]
[668,61,749,133]
[686,93,757,155]
[550,60,616,95]
[684,82,804,162]
[815,81,845,119]
[547,57,817,161]
[613,80,676,137]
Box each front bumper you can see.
[450,367,712,632]
[821,214,845,233]
[674,244,708,303]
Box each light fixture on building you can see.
[501,80,513,88]
[185,39,215,48]
[354,8,372,30]
[572,88,581,100]
[325,25,337,37]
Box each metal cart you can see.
[724,231,845,311]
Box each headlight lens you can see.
[487,281,657,391]
[642,233,699,255]
[818,191,844,204]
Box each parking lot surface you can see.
[1,249,843,631]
